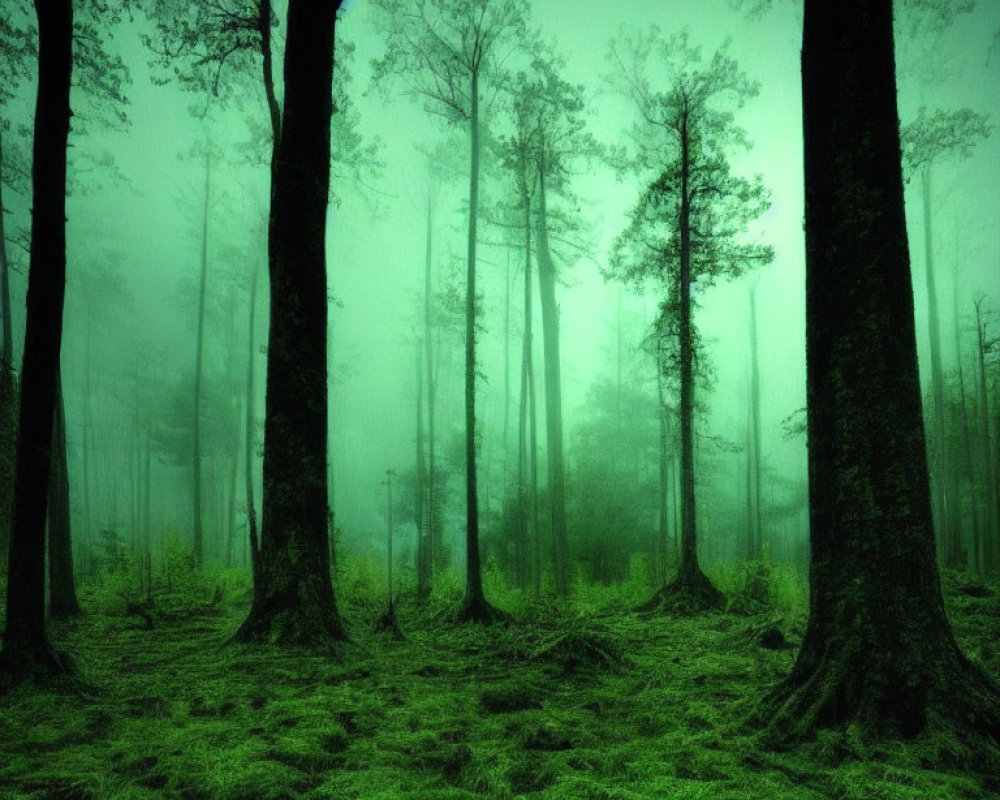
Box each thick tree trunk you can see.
[758,0,1000,747]
[1,0,74,678]
[233,0,346,646]
[535,161,570,597]
[48,374,79,617]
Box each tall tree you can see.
[529,57,592,597]
[233,0,346,645]
[757,0,1000,746]
[606,30,772,611]
[371,0,527,622]
[0,0,73,678]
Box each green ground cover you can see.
[0,564,997,799]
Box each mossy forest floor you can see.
[0,566,998,800]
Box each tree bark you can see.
[48,373,79,617]
[233,0,346,646]
[1,0,74,678]
[757,0,1000,746]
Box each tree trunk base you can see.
[0,636,74,691]
[452,595,510,625]
[636,565,725,615]
[753,637,1000,770]
[231,600,348,648]
[49,599,82,619]
[374,601,404,639]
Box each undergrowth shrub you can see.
[715,559,806,616]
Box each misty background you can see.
[2,0,997,582]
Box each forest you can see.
[0,0,999,798]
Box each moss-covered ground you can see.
[0,564,997,800]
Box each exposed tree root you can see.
[751,635,1000,771]
[0,638,76,693]
[452,595,510,626]
[231,601,348,648]
[636,564,725,615]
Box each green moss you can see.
[0,567,995,800]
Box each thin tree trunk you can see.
[48,372,79,617]
[192,151,210,567]
[423,190,437,585]
[458,67,500,622]
[517,171,534,590]
[244,259,260,598]
[920,165,954,566]
[749,284,763,558]
[1,0,74,676]
[974,300,998,573]
[535,157,570,597]
[415,337,426,598]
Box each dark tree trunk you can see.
[245,258,260,594]
[757,0,1000,746]
[233,0,346,646]
[48,374,79,617]
[458,69,502,623]
[1,0,74,678]
[535,159,570,597]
